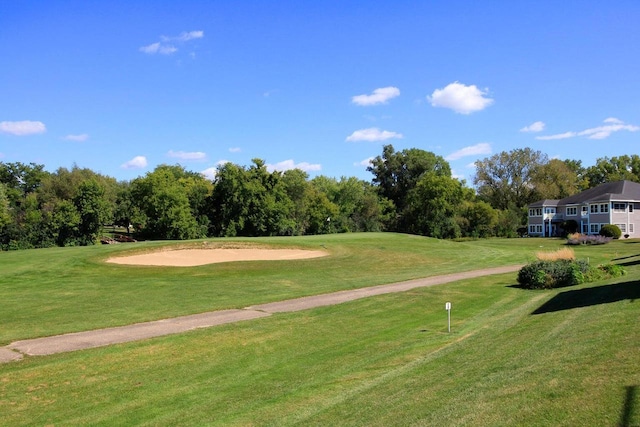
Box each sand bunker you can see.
[106,248,328,267]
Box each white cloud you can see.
[352,86,400,106]
[428,82,493,114]
[139,42,177,55]
[466,162,477,169]
[200,167,217,180]
[229,147,241,153]
[520,121,545,133]
[121,156,148,169]
[535,131,576,141]
[0,120,46,136]
[346,127,403,142]
[536,118,639,141]
[267,159,322,172]
[63,133,89,142]
[167,150,207,161]
[355,157,374,167]
[140,30,203,55]
[445,143,492,161]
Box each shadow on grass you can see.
[613,254,640,261]
[531,280,640,315]
[618,259,640,267]
[620,385,637,427]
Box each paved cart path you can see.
[1,265,521,363]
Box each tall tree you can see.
[368,144,451,231]
[584,155,640,187]
[474,148,548,211]
[405,173,464,238]
[531,158,580,200]
[74,179,112,244]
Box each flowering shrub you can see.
[566,233,612,245]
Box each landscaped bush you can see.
[599,224,622,239]
[566,233,612,245]
[518,259,626,289]
[560,219,579,235]
[517,259,589,289]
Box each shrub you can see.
[517,259,589,289]
[536,247,575,261]
[566,233,612,245]
[519,259,626,290]
[599,224,622,239]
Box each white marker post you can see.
[445,302,452,333]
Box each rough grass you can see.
[536,247,576,261]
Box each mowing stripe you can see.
[1,265,522,362]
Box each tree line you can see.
[1,146,638,250]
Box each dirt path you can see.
[0,265,521,363]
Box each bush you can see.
[560,219,579,235]
[517,259,589,289]
[599,224,622,239]
[518,259,626,290]
[566,233,612,245]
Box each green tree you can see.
[129,165,203,240]
[368,144,451,231]
[405,173,463,238]
[474,148,548,211]
[50,200,81,246]
[0,183,10,228]
[531,158,581,200]
[74,179,112,244]
[584,155,640,187]
[208,160,294,237]
[457,200,498,238]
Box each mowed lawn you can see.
[1,233,639,425]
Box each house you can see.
[527,180,640,237]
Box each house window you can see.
[613,203,626,212]
[581,223,589,233]
[616,224,627,233]
[566,207,577,216]
[630,224,635,233]
[529,208,543,217]
[582,206,588,215]
[600,204,609,213]
[590,205,598,214]
[630,204,634,213]
[536,225,543,233]
[590,223,601,233]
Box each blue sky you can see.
[1,1,639,184]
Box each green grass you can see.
[1,233,640,425]
[0,232,574,344]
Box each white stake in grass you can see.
[445,302,452,333]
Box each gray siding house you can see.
[527,180,640,237]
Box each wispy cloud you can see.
[0,120,46,136]
[536,118,639,141]
[346,127,403,142]
[229,147,241,153]
[63,133,89,142]
[167,150,207,161]
[520,121,545,133]
[267,159,322,172]
[445,143,492,161]
[352,87,400,106]
[161,30,204,42]
[428,82,493,114]
[121,155,148,169]
[140,30,204,55]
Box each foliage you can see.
[566,233,612,245]
[368,144,451,231]
[474,148,548,211]
[584,154,640,187]
[518,257,626,289]
[531,158,582,200]
[599,224,622,239]
[517,259,590,289]
[560,219,579,235]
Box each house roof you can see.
[529,180,640,207]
